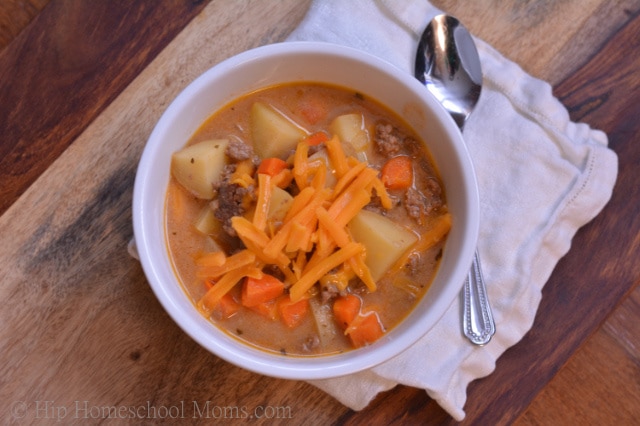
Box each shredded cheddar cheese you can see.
[197,135,397,307]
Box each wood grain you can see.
[517,285,640,424]
[0,0,49,51]
[0,0,638,425]
[0,0,211,216]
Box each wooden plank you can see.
[0,0,49,51]
[517,285,640,424]
[0,0,212,215]
[602,285,640,358]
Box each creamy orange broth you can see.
[165,83,448,356]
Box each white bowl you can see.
[133,42,479,380]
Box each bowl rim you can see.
[133,41,479,380]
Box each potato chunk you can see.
[171,139,229,199]
[250,102,307,159]
[330,113,371,157]
[348,209,418,282]
[194,206,222,235]
[268,186,294,224]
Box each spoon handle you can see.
[462,251,495,345]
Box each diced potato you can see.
[330,113,371,157]
[193,206,222,235]
[250,102,307,159]
[268,186,294,224]
[171,139,229,199]
[348,210,418,282]
[309,296,340,348]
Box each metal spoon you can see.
[414,14,495,345]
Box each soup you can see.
[165,83,451,356]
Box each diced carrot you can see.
[198,267,263,313]
[381,156,413,190]
[257,157,288,177]
[241,274,285,307]
[248,299,279,320]
[346,312,385,348]
[212,293,241,320]
[299,98,328,124]
[304,131,330,146]
[278,296,309,328]
[333,294,361,329]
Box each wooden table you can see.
[1,1,638,424]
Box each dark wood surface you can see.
[0,0,210,215]
[1,1,638,424]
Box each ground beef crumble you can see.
[211,164,255,236]
[374,121,424,158]
[374,122,403,156]
[225,138,255,161]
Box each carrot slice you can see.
[299,97,328,125]
[333,294,361,329]
[258,157,288,177]
[248,299,279,320]
[346,312,385,348]
[241,274,285,307]
[278,296,309,328]
[381,156,413,189]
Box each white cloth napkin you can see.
[286,0,618,420]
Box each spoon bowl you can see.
[415,14,482,129]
